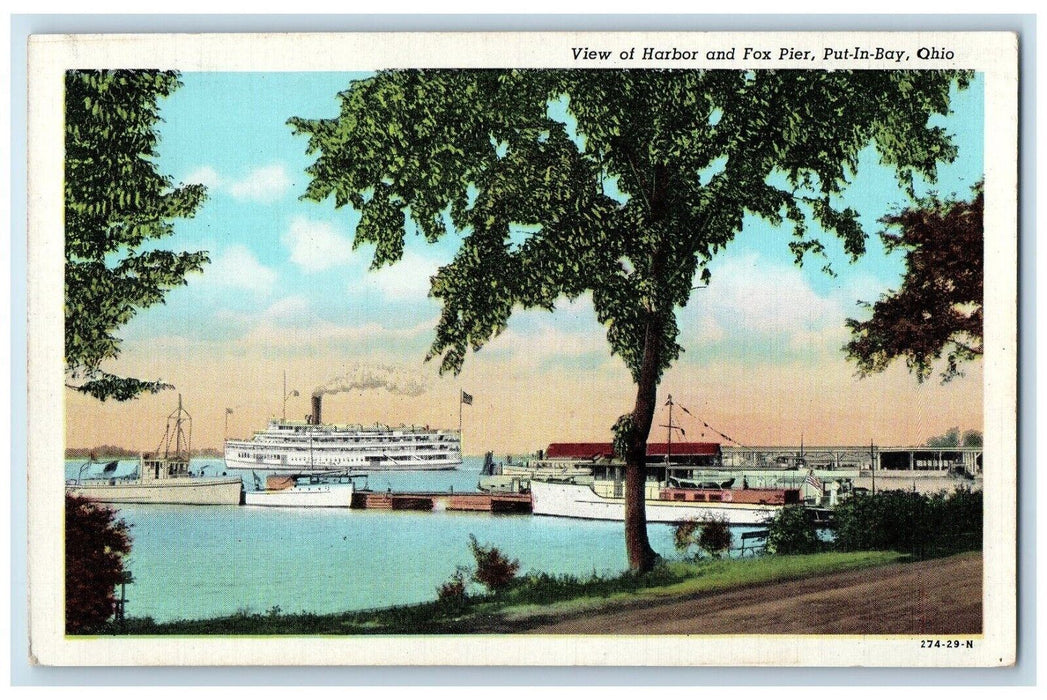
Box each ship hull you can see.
[529,480,782,525]
[244,483,354,508]
[223,454,460,473]
[66,478,244,506]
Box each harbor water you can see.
[66,456,764,623]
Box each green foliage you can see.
[846,182,983,383]
[290,69,971,382]
[925,426,962,448]
[467,534,520,592]
[673,516,732,559]
[922,427,981,449]
[65,70,209,401]
[832,488,982,558]
[766,505,822,555]
[611,414,634,459]
[65,494,132,634]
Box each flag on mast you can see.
[804,469,823,491]
[461,391,473,406]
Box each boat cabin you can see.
[543,441,724,484]
[140,454,192,481]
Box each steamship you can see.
[223,394,463,473]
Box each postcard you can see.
[26,30,1017,667]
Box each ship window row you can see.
[233,451,456,461]
[247,440,461,450]
[257,439,460,448]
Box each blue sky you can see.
[69,70,985,452]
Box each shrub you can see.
[698,517,732,558]
[65,494,132,634]
[673,519,701,556]
[833,488,982,558]
[766,505,821,555]
[468,534,519,592]
[674,516,732,559]
[436,569,468,605]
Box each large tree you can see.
[845,182,983,383]
[290,69,970,572]
[65,70,208,401]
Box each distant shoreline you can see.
[65,448,492,459]
[65,446,224,459]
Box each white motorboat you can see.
[529,480,796,525]
[244,472,358,508]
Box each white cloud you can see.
[492,323,606,359]
[707,253,840,334]
[180,163,292,202]
[183,165,221,189]
[281,217,355,272]
[366,251,442,300]
[227,164,293,202]
[675,251,875,360]
[258,295,313,326]
[206,245,277,294]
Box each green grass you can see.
[93,550,909,636]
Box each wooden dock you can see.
[351,490,532,514]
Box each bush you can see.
[436,568,468,605]
[674,516,732,559]
[65,494,132,634]
[766,505,822,555]
[832,488,982,558]
[468,534,520,592]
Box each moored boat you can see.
[529,480,798,525]
[66,397,243,506]
[244,472,358,508]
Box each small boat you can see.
[529,480,799,525]
[244,471,359,508]
[66,396,244,506]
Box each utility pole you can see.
[870,439,877,495]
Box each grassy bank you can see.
[97,550,905,636]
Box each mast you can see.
[659,394,685,482]
[666,394,673,464]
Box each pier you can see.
[351,490,532,514]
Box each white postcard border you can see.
[26,30,1018,668]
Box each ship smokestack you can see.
[311,394,322,425]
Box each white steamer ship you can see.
[223,394,462,473]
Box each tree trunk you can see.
[623,317,663,573]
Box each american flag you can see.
[804,470,823,491]
[461,391,473,406]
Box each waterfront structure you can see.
[721,445,983,475]
[224,394,462,473]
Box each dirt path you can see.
[519,553,982,635]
